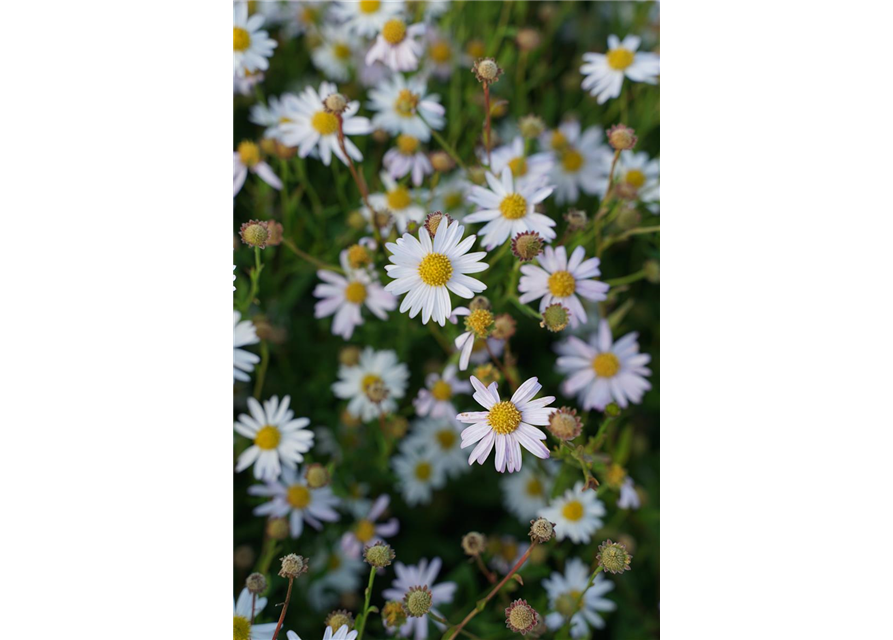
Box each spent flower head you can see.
[240,220,271,248]
[279,554,309,579]
[423,211,454,238]
[266,517,289,540]
[473,57,503,83]
[607,123,638,151]
[364,541,396,568]
[505,599,539,635]
[511,231,544,262]
[304,463,331,489]
[245,572,267,594]
[597,539,633,574]
[492,314,517,341]
[529,517,556,543]
[403,585,433,617]
[325,610,355,631]
[563,208,588,232]
[519,114,546,139]
[462,531,488,556]
[547,407,583,441]
[323,92,348,114]
[540,303,570,332]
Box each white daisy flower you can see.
[234,141,283,197]
[457,376,554,474]
[555,319,652,411]
[278,82,372,166]
[312,24,357,82]
[367,74,445,142]
[233,1,277,78]
[518,245,610,328]
[234,587,277,640]
[618,476,641,510]
[402,417,468,478]
[249,94,296,142]
[421,28,465,80]
[487,136,554,188]
[392,446,447,505]
[332,347,409,421]
[362,172,427,234]
[382,558,457,640]
[249,466,340,538]
[340,494,400,558]
[332,0,405,38]
[500,461,556,524]
[538,481,606,544]
[280,1,327,39]
[307,548,366,610]
[234,310,260,383]
[366,18,426,72]
[413,364,471,419]
[383,134,433,186]
[541,121,612,205]
[465,167,556,250]
[234,396,315,481]
[543,558,616,638]
[384,218,488,326]
[488,535,530,575]
[429,172,471,217]
[580,34,660,104]
[314,249,397,340]
[615,151,660,214]
[288,625,357,640]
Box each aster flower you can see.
[234,396,315,481]
[500,462,556,524]
[249,466,340,538]
[429,171,471,216]
[234,311,260,383]
[615,151,660,214]
[384,218,488,326]
[340,494,400,559]
[543,558,616,637]
[486,136,554,188]
[580,34,660,104]
[457,376,554,474]
[402,417,469,478]
[383,134,433,186]
[366,18,426,72]
[382,558,457,640]
[332,347,409,421]
[332,0,405,37]
[233,588,277,640]
[555,319,652,411]
[413,364,472,419]
[249,94,297,142]
[233,1,277,78]
[518,245,609,328]
[505,599,539,635]
[279,1,328,38]
[422,28,466,80]
[466,167,556,250]
[367,74,445,141]
[312,24,358,82]
[540,121,613,205]
[392,446,447,505]
[538,481,606,544]
[362,172,427,234]
[234,141,283,197]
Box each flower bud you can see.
[461,531,487,556]
[372,128,390,144]
[605,402,621,417]
[467,165,487,185]
[364,541,396,568]
[644,259,660,284]
[563,208,588,232]
[607,123,638,151]
[304,463,330,489]
[424,211,453,238]
[547,407,582,441]
[540,304,570,332]
[492,314,517,341]
[234,545,255,570]
[278,554,309,579]
[266,220,284,246]
[246,572,267,594]
[518,115,546,140]
[511,231,544,262]
[505,599,538,635]
[266,517,289,540]
[596,539,633,574]
[516,28,541,51]
[528,518,556,543]
[239,220,270,248]
[339,346,362,367]
[429,151,454,173]
[469,295,491,311]
[403,585,433,617]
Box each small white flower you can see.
[466,167,556,250]
[234,587,277,640]
[555,319,652,411]
[384,218,488,326]
[332,0,405,37]
[429,171,471,217]
[541,121,613,205]
[312,24,357,82]
[392,446,447,505]
[279,82,372,166]
[249,466,340,538]
[383,134,433,186]
[486,136,554,188]
[288,625,358,640]
[580,34,660,104]
[518,245,609,328]
[538,481,606,544]
[402,417,469,478]
[340,494,400,558]
[278,1,328,39]
[234,141,283,197]
[500,461,556,524]
[421,28,466,80]
[233,1,277,78]
[314,249,397,340]
[249,94,295,141]
[362,172,427,234]
[332,347,409,421]
[382,558,457,640]
[366,19,426,72]
[543,558,616,637]
[234,396,315,481]
[615,151,660,214]
[413,364,471,419]
[457,376,554,474]
[234,310,260,383]
[618,476,641,510]
[367,74,445,141]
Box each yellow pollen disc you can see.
[430,40,452,63]
[238,141,260,167]
[548,270,576,297]
[488,401,522,435]
[418,253,453,286]
[333,42,352,60]
[287,484,312,509]
[254,425,281,450]
[625,169,646,188]
[465,308,493,338]
[526,477,543,496]
[359,0,381,14]
[311,111,339,135]
[499,193,528,220]
[382,19,407,45]
[508,156,528,177]
[562,500,584,521]
[386,186,412,210]
[361,374,383,393]
[394,89,419,118]
[344,281,367,304]
[593,352,621,378]
[415,461,432,480]
[443,191,463,209]
[561,149,584,172]
[233,27,251,52]
[432,380,453,401]
[234,615,251,640]
[436,428,457,449]
[397,134,420,155]
[607,47,635,71]
[355,519,376,543]
[550,131,568,151]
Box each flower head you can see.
[597,539,633,574]
[279,553,310,579]
[581,35,660,104]
[404,585,433,617]
[234,395,315,481]
[505,599,539,635]
[473,57,503,83]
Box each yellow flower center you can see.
[333,42,352,60]
[238,141,260,168]
[347,244,371,269]
[418,253,453,286]
[548,270,576,297]
[436,428,457,449]
[233,27,251,52]
[382,19,407,45]
[508,156,528,177]
[355,519,376,543]
[415,461,432,480]
[361,374,383,393]
[488,400,522,435]
[562,500,584,521]
[359,0,381,14]
[254,425,281,450]
[550,131,568,151]
[607,47,635,71]
[430,40,452,63]
[593,352,621,378]
[287,484,312,509]
[561,149,584,172]
[432,380,453,401]
[301,6,319,23]
[344,281,367,304]
[394,89,420,118]
[499,193,528,220]
[526,477,543,496]
[625,169,646,188]
[311,111,339,135]
[465,308,493,338]
[386,186,412,210]
[234,614,251,640]
[397,134,420,155]
[443,191,463,209]
[606,463,626,488]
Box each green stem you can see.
[355,566,377,640]
[282,238,343,273]
[605,269,647,287]
[253,340,269,400]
